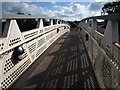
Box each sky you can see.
[1,0,118,21]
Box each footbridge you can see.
[0,14,120,89]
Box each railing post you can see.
[87,19,90,27]
[0,20,2,37]
[111,20,119,43]
[50,19,53,25]
[3,20,10,37]
[37,19,44,28]
[57,19,59,24]
[0,14,70,89]
[92,19,97,30]
[111,20,119,88]
[60,20,62,24]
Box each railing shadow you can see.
[9,31,100,89]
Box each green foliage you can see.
[43,19,50,26]
[17,19,37,32]
[17,12,24,15]
[67,21,79,28]
[102,1,120,14]
[17,12,37,32]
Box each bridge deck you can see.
[9,30,99,89]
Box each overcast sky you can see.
[1,0,117,21]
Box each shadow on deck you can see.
[9,30,100,89]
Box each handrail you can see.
[0,14,70,89]
[94,30,104,37]
[80,13,120,22]
[1,14,69,26]
[0,24,69,55]
[113,42,120,49]
[1,14,63,21]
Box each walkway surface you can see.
[9,30,100,89]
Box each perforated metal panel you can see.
[28,43,36,53]
[101,58,112,88]
[1,59,31,88]
[0,43,4,50]
[36,44,47,58]
[9,37,21,46]
[37,37,46,48]
[0,19,70,89]
[79,19,120,88]
[3,49,28,74]
[24,31,38,40]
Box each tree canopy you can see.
[17,12,37,32]
[102,1,120,15]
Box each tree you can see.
[17,12,24,15]
[28,14,31,15]
[17,12,37,32]
[102,1,120,15]
[101,1,120,29]
[43,19,49,26]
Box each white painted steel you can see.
[78,14,120,89]
[0,16,70,89]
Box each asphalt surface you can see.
[9,30,100,89]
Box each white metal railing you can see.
[0,14,70,89]
[78,14,120,89]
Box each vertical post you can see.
[50,19,53,25]
[0,19,2,37]
[92,19,97,30]
[111,20,119,43]
[118,20,120,43]
[3,20,10,37]
[57,19,59,24]
[86,19,91,29]
[36,19,43,29]
[61,20,63,24]
[62,20,63,24]
[87,19,90,27]
[111,19,119,87]
[0,20,2,37]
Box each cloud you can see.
[94,0,118,2]
[2,2,106,21]
[2,0,118,2]
[2,2,51,17]
[0,2,2,14]
[55,2,104,20]
[52,3,88,20]
[88,2,104,11]
[2,2,23,14]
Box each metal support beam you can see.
[37,19,44,28]
[57,20,59,24]
[0,20,2,37]
[111,20,119,43]
[50,19,53,25]
[92,19,97,30]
